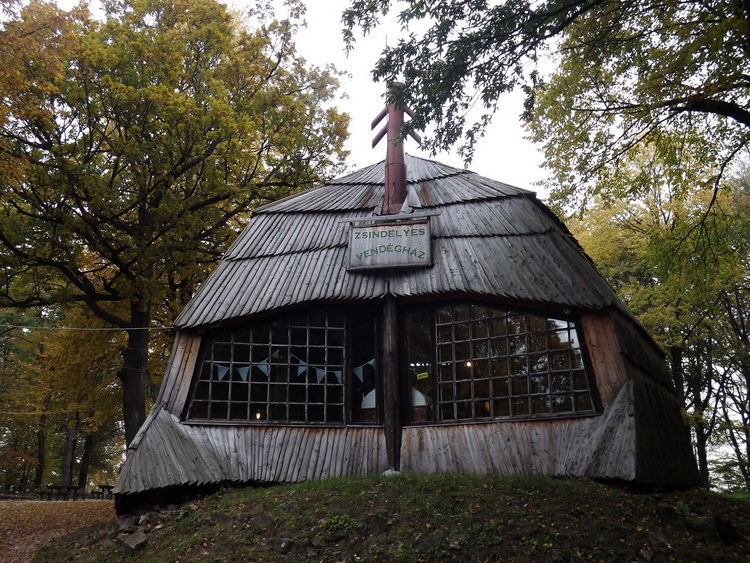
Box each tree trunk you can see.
[34,395,50,489]
[672,346,708,485]
[77,413,95,490]
[60,413,79,487]
[694,423,711,488]
[119,303,151,445]
[670,346,685,404]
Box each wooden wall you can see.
[115,406,390,495]
[116,307,699,501]
[611,312,700,486]
[400,381,636,480]
[156,330,202,416]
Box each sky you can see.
[59,0,548,195]
[254,0,548,196]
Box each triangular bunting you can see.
[236,366,250,382]
[215,365,230,381]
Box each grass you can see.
[34,473,750,562]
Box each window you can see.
[184,303,596,427]
[185,310,378,424]
[405,304,597,423]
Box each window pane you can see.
[456,381,472,400]
[575,392,593,412]
[438,343,453,363]
[573,370,589,391]
[493,357,509,378]
[230,402,247,420]
[474,379,490,400]
[530,375,547,394]
[309,328,326,346]
[213,381,229,401]
[453,304,471,321]
[254,327,270,345]
[211,402,228,420]
[190,401,208,419]
[493,398,510,417]
[271,326,289,344]
[475,400,491,418]
[472,340,489,359]
[490,317,507,337]
[456,401,472,420]
[213,343,231,362]
[439,361,453,382]
[233,383,248,402]
[440,382,455,402]
[350,312,378,424]
[492,378,509,398]
[551,373,571,393]
[455,341,471,361]
[440,403,456,421]
[552,395,573,413]
[473,318,489,339]
[234,344,251,363]
[455,322,470,341]
[437,324,452,344]
[328,405,344,423]
[531,395,550,415]
[512,396,529,416]
[511,376,528,395]
[456,361,472,380]
[474,359,490,379]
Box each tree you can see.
[0,0,349,444]
[343,1,750,194]
[708,184,750,489]
[568,142,750,487]
[0,309,48,492]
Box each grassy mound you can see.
[35,473,750,561]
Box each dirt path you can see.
[0,500,115,563]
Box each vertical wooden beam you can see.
[382,294,402,469]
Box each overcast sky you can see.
[62,0,547,195]
[263,0,548,196]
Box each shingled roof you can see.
[175,154,622,330]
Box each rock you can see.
[655,503,679,523]
[715,517,741,542]
[382,468,400,477]
[117,515,140,533]
[414,532,440,554]
[119,529,148,550]
[688,516,718,532]
[279,538,294,553]
[687,516,741,542]
[448,532,463,551]
[99,539,115,549]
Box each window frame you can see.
[401,301,601,426]
[182,307,382,427]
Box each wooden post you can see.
[382,294,402,470]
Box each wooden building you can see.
[114,108,699,510]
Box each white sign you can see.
[348,220,431,270]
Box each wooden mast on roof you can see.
[371,84,422,470]
[372,83,421,215]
